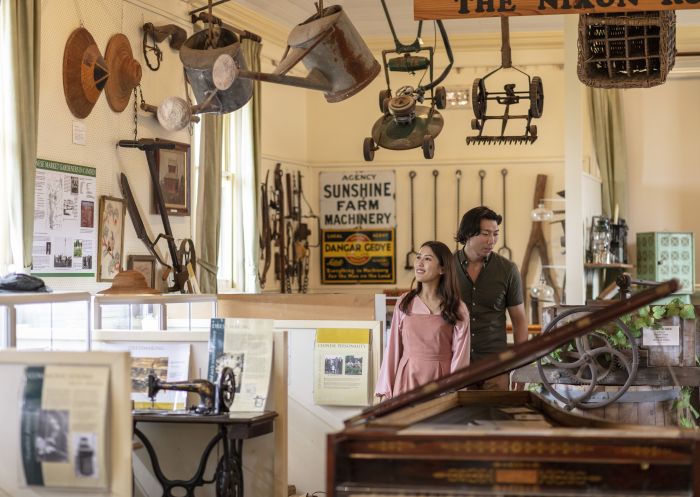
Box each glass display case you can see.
[93,294,217,333]
[0,292,92,351]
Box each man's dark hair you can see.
[454,206,502,244]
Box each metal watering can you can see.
[179,4,379,114]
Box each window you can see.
[218,102,256,292]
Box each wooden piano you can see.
[328,280,700,496]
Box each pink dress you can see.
[375,294,470,399]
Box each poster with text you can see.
[321,229,396,284]
[32,159,97,276]
[95,342,190,410]
[320,170,395,230]
[208,318,273,412]
[313,328,371,406]
[20,365,109,489]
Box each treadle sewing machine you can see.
[327,280,700,497]
[145,366,235,414]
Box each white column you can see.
[564,15,585,304]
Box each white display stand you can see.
[273,320,382,495]
[0,350,131,497]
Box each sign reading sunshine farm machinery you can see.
[320,171,396,284]
[321,230,396,284]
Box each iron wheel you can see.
[529,76,544,118]
[472,78,487,119]
[215,455,242,497]
[422,135,435,160]
[363,137,375,162]
[434,86,447,110]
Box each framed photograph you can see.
[153,140,191,216]
[127,255,156,288]
[97,196,125,282]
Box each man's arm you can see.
[507,303,528,345]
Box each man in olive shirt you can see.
[454,206,528,390]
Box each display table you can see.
[133,411,276,497]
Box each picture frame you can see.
[152,140,191,216]
[97,196,125,282]
[127,255,157,289]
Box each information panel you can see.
[32,159,97,276]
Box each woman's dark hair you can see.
[399,241,463,325]
[454,206,502,244]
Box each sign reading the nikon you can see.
[414,0,700,18]
[320,171,395,229]
[322,229,395,284]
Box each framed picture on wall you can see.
[127,255,157,288]
[97,196,125,282]
[152,140,191,216]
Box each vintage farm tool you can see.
[363,0,454,161]
[497,168,512,259]
[117,138,194,293]
[478,169,486,205]
[432,170,439,240]
[467,17,543,145]
[455,170,462,250]
[521,175,561,306]
[405,171,418,270]
[141,22,187,71]
[258,170,273,289]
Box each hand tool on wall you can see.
[479,170,486,205]
[292,171,311,293]
[405,171,418,270]
[258,170,272,289]
[432,170,439,240]
[455,169,462,250]
[141,22,187,71]
[497,168,512,259]
[272,163,289,293]
[521,174,561,316]
[117,138,191,293]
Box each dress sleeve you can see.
[450,302,471,372]
[375,296,406,399]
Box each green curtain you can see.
[1,0,41,271]
[241,37,261,292]
[588,88,628,219]
[195,115,223,293]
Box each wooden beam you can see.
[414,0,700,19]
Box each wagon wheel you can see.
[379,89,391,113]
[215,454,242,497]
[434,86,447,110]
[529,76,544,118]
[218,366,236,413]
[422,135,435,159]
[363,137,375,162]
[536,306,639,410]
[472,78,487,120]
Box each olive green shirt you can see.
[453,250,524,363]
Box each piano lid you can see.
[345,278,679,427]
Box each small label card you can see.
[642,326,680,346]
[72,121,86,145]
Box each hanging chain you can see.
[183,68,194,136]
[132,85,146,141]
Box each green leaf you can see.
[680,304,696,320]
[652,306,666,319]
[637,306,650,318]
[667,306,680,317]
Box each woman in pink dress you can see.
[375,241,470,400]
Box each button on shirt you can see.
[453,250,524,363]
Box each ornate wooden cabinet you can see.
[327,280,700,496]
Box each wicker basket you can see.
[577,11,676,89]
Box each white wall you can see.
[623,72,700,272]
[37,0,193,293]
